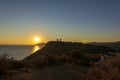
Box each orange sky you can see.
[0,0,120,45]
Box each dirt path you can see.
[48,65,78,80]
[32,64,85,80]
[8,64,86,80]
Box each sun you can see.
[34,37,40,43]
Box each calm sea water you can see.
[0,45,42,60]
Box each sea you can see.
[0,45,42,60]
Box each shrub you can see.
[10,60,30,69]
[0,53,31,77]
[0,53,10,76]
[86,55,120,80]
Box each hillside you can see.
[24,41,115,66]
[0,41,118,80]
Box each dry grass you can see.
[0,53,32,79]
[86,54,120,80]
[1,51,120,80]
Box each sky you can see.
[0,0,120,45]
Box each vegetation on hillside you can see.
[0,54,30,78]
[0,41,118,80]
[24,41,115,66]
[86,55,120,80]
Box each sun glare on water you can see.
[33,45,40,53]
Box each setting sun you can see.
[34,37,40,43]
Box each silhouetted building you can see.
[56,38,59,42]
[56,38,62,42]
[60,38,62,42]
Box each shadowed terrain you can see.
[24,41,115,63]
[0,41,117,80]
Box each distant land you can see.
[90,41,120,51]
[36,42,45,46]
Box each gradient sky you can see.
[0,0,120,44]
